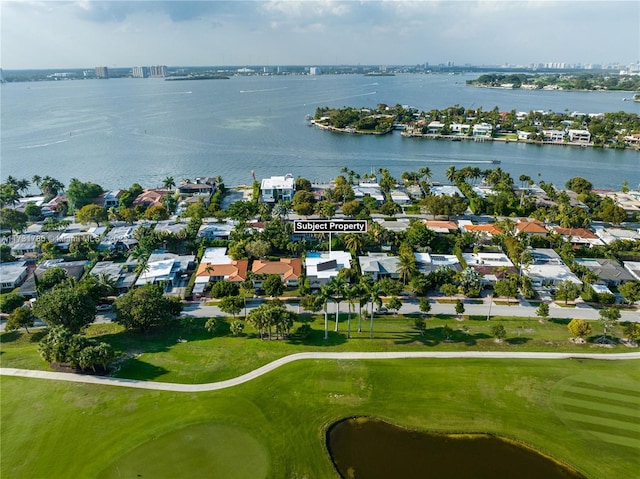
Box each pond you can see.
[327,417,587,479]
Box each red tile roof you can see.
[251,258,301,281]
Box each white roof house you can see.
[0,261,29,291]
[623,261,640,281]
[414,253,461,275]
[389,189,412,205]
[472,123,493,138]
[522,249,582,289]
[358,253,400,281]
[353,183,385,204]
[593,226,640,244]
[305,251,352,288]
[568,129,591,143]
[90,260,138,291]
[430,185,463,197]
[260,174,295,203]
[135,251,195,287]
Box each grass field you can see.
[1,359,638,478]
[1,315,638,478]
[0,314,634,384]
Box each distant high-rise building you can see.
[149,65,167,78]
[132,66,149,78]
[95,66,109,79]
[309,67,322,75]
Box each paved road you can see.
[183,296,640,322]
[2,351,639,393]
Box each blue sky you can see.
[1,1,638,69]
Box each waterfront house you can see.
[99,190,122,209]
[353,182,385,204]
[542,129,566,142]
[472,123,493,138]
[450,123,471,136]
[430,185,463,197]
[426,121,445,134]
[260,174,295,204]
[568,129,591,143]
[251,258,302,287]
[133,189,167,209]
[178,177,216,196]
[517,130,533,141]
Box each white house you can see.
[568,129,591,143]
[260,174,295,203]
[305,251,352,288]
[135,251,195,288]
[542,130,566,142]
[414,253,461,275]
[353,183,385,204]
[472,123,493,138]
[358,253,400,281]
[522,249,582,289]
[427,121,445,134]
[0,261,29,291]
[450,123,471,135]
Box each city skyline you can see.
[1,1,638,70]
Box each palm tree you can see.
[319,284,333,340]
[360,276,381,339]
[445,166,457,184]
[418,166,432,182]
[163,176,175,191]
[328,276,346,332]
[32,175,43,193]
[96,272,118,297]
[343,233,366,255]
[397,246,418,285]
[343,284,358,339]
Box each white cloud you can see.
[0,1,638,68]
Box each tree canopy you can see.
[113,284,183,331]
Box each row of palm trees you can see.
[309,275,396,340]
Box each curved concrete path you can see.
[2,351,639,393]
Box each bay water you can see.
[1,73,638,191]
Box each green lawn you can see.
[0,314,634,384]
[2,315,638,478]
[1,359,638,479]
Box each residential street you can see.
[182,296,640,323]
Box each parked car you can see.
[96,304,112,312]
